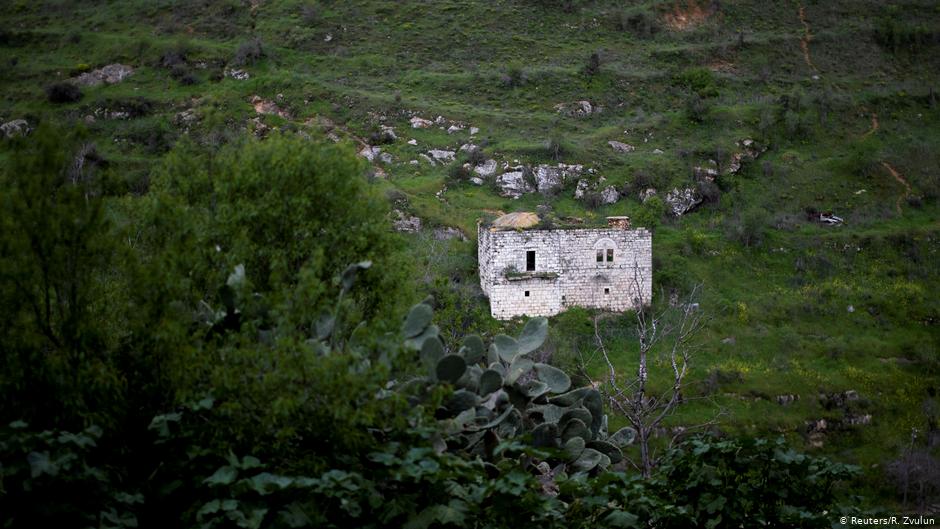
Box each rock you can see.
[469,127,479,135]
[693,165,719,181]
[608,140,635,153]
[639,188,658,203]
[407,139,418,146]
[419,154,437,166]
[665,187,703,216]
[574,179,590,199]
[469,176,485,185]
[359,146,381,162]
[434,115,446,125]
[409,159,419,165]
[554,100,595,117]
[533,165,563,194]
[496,168,534,199]
[1,119,30,138]
[474,159,498,178]
[721,336,736,345]
[427,149,455,163]
[447,124,464,134]
[776,394,799,406]
[410,116,432,128]
[225,68,250,81]
[433,227,467,241]
[459,143,478,153]
[174,109,199,129]
[247,117,269,138]
[393,210,422,232]
[652,148,664,154]
[379,152,394,164]
[71,64,134,86]
[600,186,620,204]
[380,125,397,141]
[250,95,291,119]
[847,305,855,313]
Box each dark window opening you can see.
[604,288,610,295]
[607,248,614,262]
[561,295,566,302]
[596,250,604,263]
[526,250,536,271]
[524,291,530,297]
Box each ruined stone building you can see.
[478,213,653,320]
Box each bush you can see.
[725,207,769,247]
[231,38,265,67]
[44,82,82,103]
[584,51,601,76]
[634,195,665,229]
[615,10,659,38]
[685,93,710,123]
[500,62,527,87]
[673,67,718,97]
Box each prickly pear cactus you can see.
[399,302,636,474]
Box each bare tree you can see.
[580,268,715,477]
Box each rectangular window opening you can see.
[524,291,530,297]
[607,248,614,262]
[604,288,610,295]
[596,250,604,263]
[526,250,536,271]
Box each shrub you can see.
[300,3,320,26]
[634,195,665,229]
[697,179,721,205]
[685,93,710,123]
[584,51,601,76]
[725,207,769,247]
[615,10,659,38]
[231,38,265,67]
[500,62,527,87]
[45,82,82,104]
[673,67,718,97]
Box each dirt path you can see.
[881,162,911,214]
[798,4,818,72]
[862,109,879,138]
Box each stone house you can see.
[478,213,653,320]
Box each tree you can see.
[582,275,710,477]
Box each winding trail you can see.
[797,4,818,72]
[861,109,879,138]
[881,162,911,214]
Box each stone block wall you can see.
[478,223,652,320]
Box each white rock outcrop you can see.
[665,187,703,216]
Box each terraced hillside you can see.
[2,0,939,504]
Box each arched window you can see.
[593,238,617,266]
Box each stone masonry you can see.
[478,215,652,320]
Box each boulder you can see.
[574,179,590,199]
[554,100,595,117]
[433,227,467,241]
[652,148,664,155]
[458,143,478,153]
[469,126,479,135]
[410,116,433,128]
[469,176,485,186]
[496,168,534,199]
[665,187,703,216]
[393,210,422,232]
[608,141,635,153]
[359,146,381,162]
[474,159,498,178]
[407,139,418,146]
[447,124,464,134]
[225,68,250,80]
[692,165,719,181]
[250,95,291,119]
[427,149,455,163]
[379,152,394,164]
[419,153,437,166]
[379,125,397,141]
[600,186,620,205]
[639,188,657,203]
[71,64,134,86]
[174,109,199,129]
[533,165,563,194]
[1,119,30,138]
